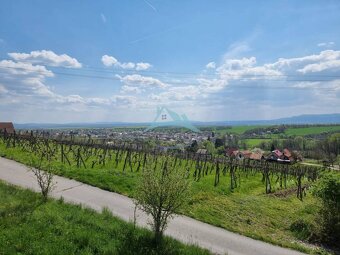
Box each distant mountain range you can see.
[13,113,340,129]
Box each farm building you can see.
[0,122,15,134]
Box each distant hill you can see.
[13,113,340,129]
[198,113,340,126]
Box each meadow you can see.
[284,126,340,136]
[0,181,209,255]
[210,124,340,137]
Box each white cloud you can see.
[216,56,282,81]
[118,62,135,69]
[197,78,227,93]
[317,42,335,47]
[101,54,151,70]
[8,50,82,68]
[298,59,340,73]
[121,85,143,94]
[0,60,54,78]
[118,74,167,88]
[266,50,340,73]
[206,62,216,69]
[101,55,118,67]
[136,62,152,71]
[111,95,137,105]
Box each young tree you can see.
[134,163,190,244]
[31,156,54,202]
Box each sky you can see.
[0,0,340,123]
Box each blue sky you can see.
[0,0,339,123]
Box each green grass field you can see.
[0,181,209,255]
[243,138,272,147]
[214,125,267,135]
[212,124,340,137]
[284,126,340,136]
[0,142,332,254]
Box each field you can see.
[0,181,209,255]
[210,124,340,137]
[0,139,330,254]
[243,138,272,147]
[284,126,340,136]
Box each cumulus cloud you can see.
[298,59,340,73]
[117,74,167,88]
[111,95,137,105]
[0,59,54,78]
[136,62,152,71]
[8,50,82,68]
[121,85,143,94]
[118,62,135,69]
[101,54,151,70]
[101,55,118,66]
[216,56,282,82]
[0,54,134,115]
[265,50,340,74]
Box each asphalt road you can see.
[0,157,306,255]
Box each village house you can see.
[249,151,265,161]
[267,149,283,161]
[0,122,15,134]
[267,148,296,163]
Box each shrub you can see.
[289,219,316,241]
[312,172,340,247]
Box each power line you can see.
[0,65,339,91]
[2,64,340,78]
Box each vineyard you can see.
[0,131,322,200]
[0,130,333,253]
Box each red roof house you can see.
[0,122,15,134]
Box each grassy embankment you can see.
[0,141,332,254]
[0,181,209,255]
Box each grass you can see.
[212,124,340,137]
[0,142,333,254]
[284,126,340,136]
[243,138,271,147]
[0,181,210,255]
[214,125,267,135]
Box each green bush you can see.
[289,219,316,241]
[312,172,340,247]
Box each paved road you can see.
[0,157,306,255]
